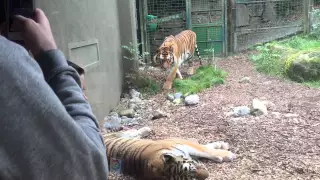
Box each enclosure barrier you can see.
[137,0,313,62]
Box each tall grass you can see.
[173,65,227,94]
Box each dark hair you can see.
[67,60,85,75]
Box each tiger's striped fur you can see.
[153,30,203,90]
[103,128,236,180]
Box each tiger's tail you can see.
[195,44,202,65]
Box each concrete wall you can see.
[35,0,137,122]
[118,0,139,72]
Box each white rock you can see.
[233,106,251,117]
[251,99,268,116]
[129,89,141,99]
[185,94,200,105]
[119,108,135,118]
[239,77,251,83]
[152,109,168,120]
[130,97,143,104]
[284,113,299,118]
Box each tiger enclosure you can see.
[104,0,320,179]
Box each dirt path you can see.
[109,53,320,180]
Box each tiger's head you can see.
[154,45,174,69]
[160,153,209,180]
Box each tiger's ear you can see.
[163,153,176,163]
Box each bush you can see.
[249,43,285,76]
[250,35,320,88]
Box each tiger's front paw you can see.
[211,150,236,163]
[205,141,229,150]
[163,81,172,90]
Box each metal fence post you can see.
[227,0,236,53]
[304,0,312,34]
[223,0,228,56]
[186,0,192,30]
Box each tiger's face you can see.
[156,45,174,69]
[162,154,209,180]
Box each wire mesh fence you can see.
[314,0,320,8]
[138,0,313,58]
[232,0,304,52]
[311,0,320,36]
[145,0,186,57]
[191,0,225,57]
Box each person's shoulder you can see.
[0,36,28,55]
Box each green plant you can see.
[124,71,160,95]
[173,65,227,94]
[249,43,285,76]
[121,42,149,63]
[250,34,320,88]
[203,48,216,69]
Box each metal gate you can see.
[138,0,227,63]
[231,0,304,52]
[141,0,187,61]
[190,0,227,56]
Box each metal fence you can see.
[315,0,320,8]
[143,0,187,59]
[190,0,227,57]
[312,0,320,34]
[137,0,226,61]
[137,0,313,59]
[230,0,305,52]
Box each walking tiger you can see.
[103,127,236,180]
[153,30,202,90]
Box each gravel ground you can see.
[107,52,320,180]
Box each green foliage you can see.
[124,71,160,95]
[249,43,285,76]
[121,42,149,62]
[250,35,320,88]
[280,35,320,50]
[303,81,320,88]
[122,43,157,95]
[173,65,227,94]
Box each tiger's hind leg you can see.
[187,54,195,76]
[195,44,203,65]
[175,140,236,163]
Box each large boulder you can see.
[285,50,320,82]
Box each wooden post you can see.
[227,0,236,53]
[185,0,192,30]
[303,0,312,34]
[138,0,146,63]
[142,0,151,63]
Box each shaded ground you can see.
[108,52,320,180]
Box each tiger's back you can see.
[104,136,209,180]
[155,30,201,67]
[103,129,236,180]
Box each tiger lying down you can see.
[102,127,236,180]
[153,30,203,90]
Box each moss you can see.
[284,49,320,82]
[173,65,227,95]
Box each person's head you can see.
[67,60,88,100]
